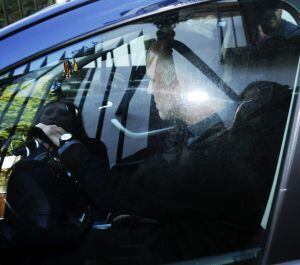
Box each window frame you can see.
[1,1,300,264]
[262,66,300,264]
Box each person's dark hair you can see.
[241,81,289,103]
[37,101,88,140]
[232,81,291,129]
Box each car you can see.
[1,0,300,264]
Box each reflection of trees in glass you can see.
[0,169,10,194]
[0,76,57,144]
[0,72,58,193]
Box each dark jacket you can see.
[275,19,300,39]
[60,81,291,262]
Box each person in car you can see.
[36,36,291,264]
[256,8,300,44]
[37,101,109,170]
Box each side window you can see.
[0,2,299,264]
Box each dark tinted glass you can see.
[0,1,299,264]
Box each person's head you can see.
[38,101,87,139]
[146,39,180,121]
[260,9,283,35]
[146,39,225,125]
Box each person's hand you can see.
[257,25,269,44]
[36,123,67,147]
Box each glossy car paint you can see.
[1,0,300,73]
[0,0,213,73]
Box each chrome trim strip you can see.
[111,118,173,138]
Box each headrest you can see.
[233,81,291,127]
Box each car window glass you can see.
[0,2,299,264]
[282,9,297,24]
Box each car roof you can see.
[0,0,218,73]
[3,0,298,74]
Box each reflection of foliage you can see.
[0,78,56,145]
[0,71,58,193]
[0,169,11,194]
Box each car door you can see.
[0,0,300,264]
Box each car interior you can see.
[0,1,299,264]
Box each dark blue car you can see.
[1,0,300,264]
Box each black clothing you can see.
[60,81,291,263]
[273,19,300,39]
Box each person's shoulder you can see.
[281,19,300,38]
[230,82,291,141]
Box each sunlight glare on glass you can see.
[187,91,208,102]
[2,156,20,170]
